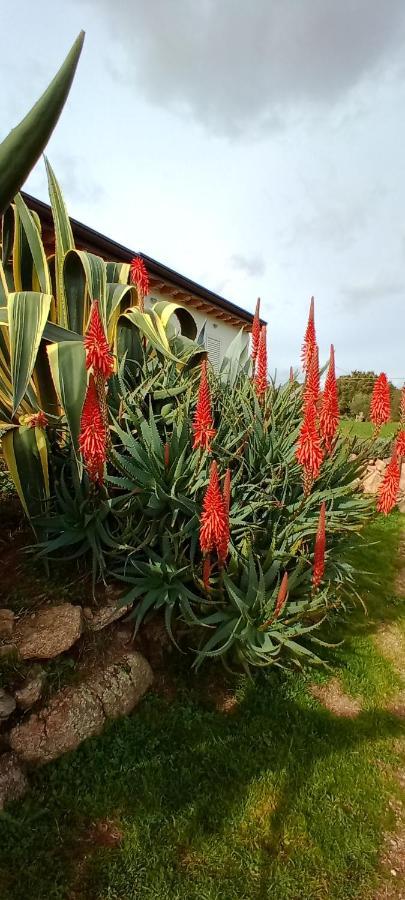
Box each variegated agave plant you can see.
[0,73,204,528]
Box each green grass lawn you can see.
[340,419,398,440]
[0,515,404,900]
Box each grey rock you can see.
[0,753,28,809]
[375,458,389,473]
[0,689,16,720]
[83,603,129,632]
[15,604,82,660]
[362,470,382,495]
[9,652,153,766]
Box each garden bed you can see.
[0,506,404,899]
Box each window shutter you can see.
[206,335,221,370]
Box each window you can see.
[206,335,221,370]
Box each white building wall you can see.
[148,289,249,369]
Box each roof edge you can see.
[22,192,266,327]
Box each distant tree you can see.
[391,385,401,421]
[349,392,370,419]
[337,371,376,417]
[337,371,401,420]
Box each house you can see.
[23,194,264,367]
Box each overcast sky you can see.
[2,1,405,384]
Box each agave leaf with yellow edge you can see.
[2,425,50,531]
[7,291,52,415]
[13,194,52,295]
[106,282,138,344]
[45,156,75,327]
[47,340,86,449]
[151,299,197,341]
[117,307,175,361]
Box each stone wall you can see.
[0,599,154,809]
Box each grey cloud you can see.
[48,154,106,206]
[27,152,106,211]
[230,253,266,277]
[340,276,405,309]
[81,0,405,136]
[278,186,380,252]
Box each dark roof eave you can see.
[22,192,266,327]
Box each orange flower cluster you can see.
[297,298,323,490]
[377,448,401,515]
[301,296,316,373]
[192,359,216,452]
[200,462,231,589]
[296,401,323,488]
[297,301,340,490]
[319,345,339,452]
[79,375,107,485]
[251,297,261,368]
[130,256,149,312]
[303,344,319,409]
[273,572,289,620]
[255,324,268,400]
[84,301,114,379]
[80,300,113,484]
[260,572,289,630]
[370,373,391,428]
[313,501,326,589]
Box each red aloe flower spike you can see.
[260,572,289,629]
[274,572,289,619]
[296,400,323,490]
[192,359,216,452]
[251,297,261,366]
[377,448,401,515]
[319,344,339,452]
[370,373,391,428]
[312,501,326,589]
[130,256,149,312]
[202,555,212,592]
[304,344,319,409]
[27,410,48,429]
[289,366,294,383]
[223,468,231,515]
[84,300,114,379]
[79,375,107,484]
[301,296,316,373]
[164,442,170,468]
[401,386,405,425]
[255,325,268,399]
[199,461,229,561]
[396,430,405,458]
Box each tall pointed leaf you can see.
[47,340,86,448]
[0,32,85,215]
[2,425,50,529]
[45,157,75,326]
[63,248,87,334]
[13,194,51,295]
[76,250,107,325]
[8,291,52,414]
